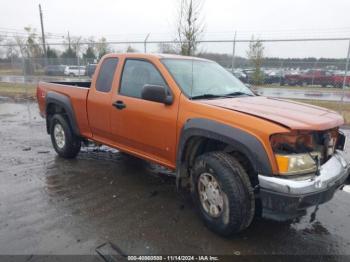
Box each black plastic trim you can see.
[177,118,273,175]
[260,180,343,221]
[45,91,80,136]
[50,81,91,88]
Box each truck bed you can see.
[37,81,91,137]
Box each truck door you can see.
[110,58,179,168]
[87,57,119,141]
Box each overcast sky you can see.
[1,0,350,58]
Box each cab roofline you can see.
[102,53,211,62]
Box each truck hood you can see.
[200,96,344,130]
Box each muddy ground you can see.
[1,99,350,257]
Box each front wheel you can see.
[191,152,255,236]
[50,114,81,158]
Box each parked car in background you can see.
[232,69,247,83]
[44,65,66,76]
[86,64,97,78]
[264,70,285,84]
[242,69,284,85]
[332,73,350,88]
[242,69,260,84]
[284,69,334,87]
[64,66,86,77]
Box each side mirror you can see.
[141,84,173,105]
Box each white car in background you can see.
[64,66,86,77]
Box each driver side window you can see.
[120,59,167,98]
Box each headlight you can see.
[275,153,318,176]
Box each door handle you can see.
[112,100,126,110]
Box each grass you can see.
[0,69,23,76]
[0,69,45,76]
[0,82,36,99]
[291,99,350,125]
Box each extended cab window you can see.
[96,58,119,92]
[120,59,167,98]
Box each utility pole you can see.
[340,40,350,107]
[144,33,150,53]
[342,40,350,89]
[231,31,237,74]
[39,4,47,58]
[67,31,71,49]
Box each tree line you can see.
[0,0,346,83]
[0,27,112,62]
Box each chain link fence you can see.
[0,38,349,89]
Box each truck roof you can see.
[103,53,211,62]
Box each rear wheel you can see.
[50,114,81,158]
[191,152,255,236]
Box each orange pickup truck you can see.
[37,53,349,236]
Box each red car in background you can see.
[332,73,350,87]
[284,69,350,87]
[284,69,334,87]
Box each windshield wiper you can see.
[191,91,254,100]
[191,94,226,100]
[223,91,254,97]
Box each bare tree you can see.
[157,42,178,54]
[13,27,43,74]
[247,36,265,85]
[5,39,19,60]
[14,27,42,59]
[14,36,25,58]
[83,37,97,60]
[95,37,112,59]
[126,45,138,53]
[176,0,205,56]
[70,36,83,58]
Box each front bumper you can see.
[258,150,350,221]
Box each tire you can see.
[69,73,75,77]
[191,152,255,236]
[50,114,81,158]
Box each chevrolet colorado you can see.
[37,53,349,236]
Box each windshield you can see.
[161,58,253,99]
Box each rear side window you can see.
[120,59,167,98]
[96,58,119,92]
